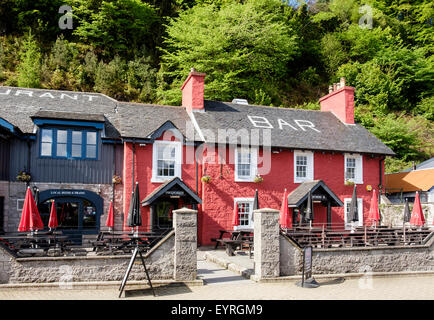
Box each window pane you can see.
[237,202,251,226]
[86,145,96,158]
[296,155,307,178]
[56,143,67,157]
[41,129,52,143]
[237,150,251,177]
[72,131,82,144]
[41,142,52,156]
[57,130,67,143]
[72,144,82,158]
[86,132,97,145]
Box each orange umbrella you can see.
[48,200,58,229]
[410,192,425,226]
[106,201,114,229]
[367,189,380,226]
[232,202,239,228]
[18,187,44,232]
[279,189,290,228]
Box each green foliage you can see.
[17,31,41,88]
[370,113,427,162]
[71,0,158,58]
[158,0,299,105]
[0,0,431,172]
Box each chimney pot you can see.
[328,85,333,93]
[320,81,355,124]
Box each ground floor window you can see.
[234,198,254,229]
[344,198,364,229]
[38,198,98,231]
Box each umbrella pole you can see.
[403,223,406,245]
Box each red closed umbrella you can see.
[48,201,58,229]
[367,189,380,226]
[106,201,114,229]
[18,187,44,232]
[280,189,290,229]
[232,202,239,228]
[410,192,425,226]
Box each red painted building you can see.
[119,71,394,245]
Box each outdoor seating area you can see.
[0,228,172,258]
[282,225,433,249]
[211,229,254,258]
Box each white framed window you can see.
[344,198,364,229]
[345,153,363,184]
[294,151,314,183]
[234,198,254,230]
[152,140,182,183]
[235,147,257,182]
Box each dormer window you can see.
[39,128,98,160]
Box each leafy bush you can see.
[158,0,299,105]
[17,31,41,88]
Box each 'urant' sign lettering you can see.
[0,88,100,102]
[247,115,320,133]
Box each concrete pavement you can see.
[0,251,432,300]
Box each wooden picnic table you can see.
[92,230,168,253]
[211,229,253,249]
[211,229,254,257]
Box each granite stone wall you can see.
[381,203,433,227]
[0,207,199,284]
[1,231,174,284]
[253,208,280,279]
[279,233,434,276]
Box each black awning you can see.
[141,177,202,207]
[287,180,343,208]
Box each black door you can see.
[0,197,4,234]
[152,200,178,231]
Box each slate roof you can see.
[287,180,344,207]
[116,102,192,140]
[0,86,395,156]
[0,86,120,138]
[32,110,105,122]
[193,101,395,156]
[401,157,434,172]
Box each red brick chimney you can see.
[319,77,355,124]
[181,68,206,112]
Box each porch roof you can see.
[141,177,202,207]
[287,180,343,208]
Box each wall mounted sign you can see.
[165,191,185,197]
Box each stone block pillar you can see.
[253,208,280,279]
[173,207,197,281]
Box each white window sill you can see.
[151,176,179,183]
[235,177,255,182]
[294,178,313,184]
[345,180,364,185]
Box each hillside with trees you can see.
[0,0,432,172]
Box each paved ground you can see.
[0,251,433,300]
